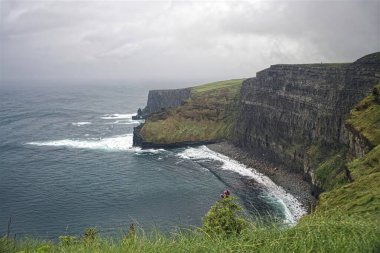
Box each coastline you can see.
[206,142,316,213]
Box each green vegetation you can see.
[202,196,247,237]
[305,142,348,190]
[191,79,243,98]
[313,146,348,191]
[348,144,380,179]
[140,79,244,144]
[317,145,380,219]
[346,83,380,146]
[2,213,378,253]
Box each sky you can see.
[0,0,379,86]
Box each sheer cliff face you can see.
[143,88,191,115]
[234,53,380,172]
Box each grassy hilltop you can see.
[140,79,244,144]
[1,83,379,253]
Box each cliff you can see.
[234,53,380,190]
[142,88,191,116]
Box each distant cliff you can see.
[142,88,191,116]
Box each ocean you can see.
[0,83,305,239]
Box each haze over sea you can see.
[0,83,305,239]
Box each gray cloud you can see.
[1,0,379,86]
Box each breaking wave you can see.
[105,120,141,125]
[100,113,136,120]
[178,146,307,224]
[101,113,143,125]
[27,134,166,155]
[27,134,135,151]
[72,122,92,126]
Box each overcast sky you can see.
[1,0,379,86]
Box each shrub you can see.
[202,194,247,237]
[83,227,98,242]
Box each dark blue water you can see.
[0,83,298,239]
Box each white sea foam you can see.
[105,120,142,125]
[177,146,307,224]
[27,134,167,155]
[135,148,166,155]
[101,113,136,120]
[28,134,135,151]
[72,122,92,126]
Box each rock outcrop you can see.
[341,124,372,159]
[234,53,380,178]
[341,84,380,159]
[142,88,191,116]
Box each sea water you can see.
[0,83,306,239]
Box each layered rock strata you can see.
[234,53,380,178]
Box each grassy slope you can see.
[317,146,380,219]
[140,79,244,144]
[345,83,380,146]
[305,142,348,191]
[316,85,380,219]
[2,82,380,253]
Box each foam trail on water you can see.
[72,122,92,126]
[27,134,167,155]
[28,134,134,151]
[101,113,136,120]
[178,146,307,224]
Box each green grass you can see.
[317,170,380,220]
[3,214,379,253]
[320,144,380,219]
[191,79,244,98]
[140,79,244,144]
[314,147,348,191]
[316,143,379,219]
[348,144,380,179]
[346,83,380,146]
[304,142,349,190]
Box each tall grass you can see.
[2,213,378,253]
